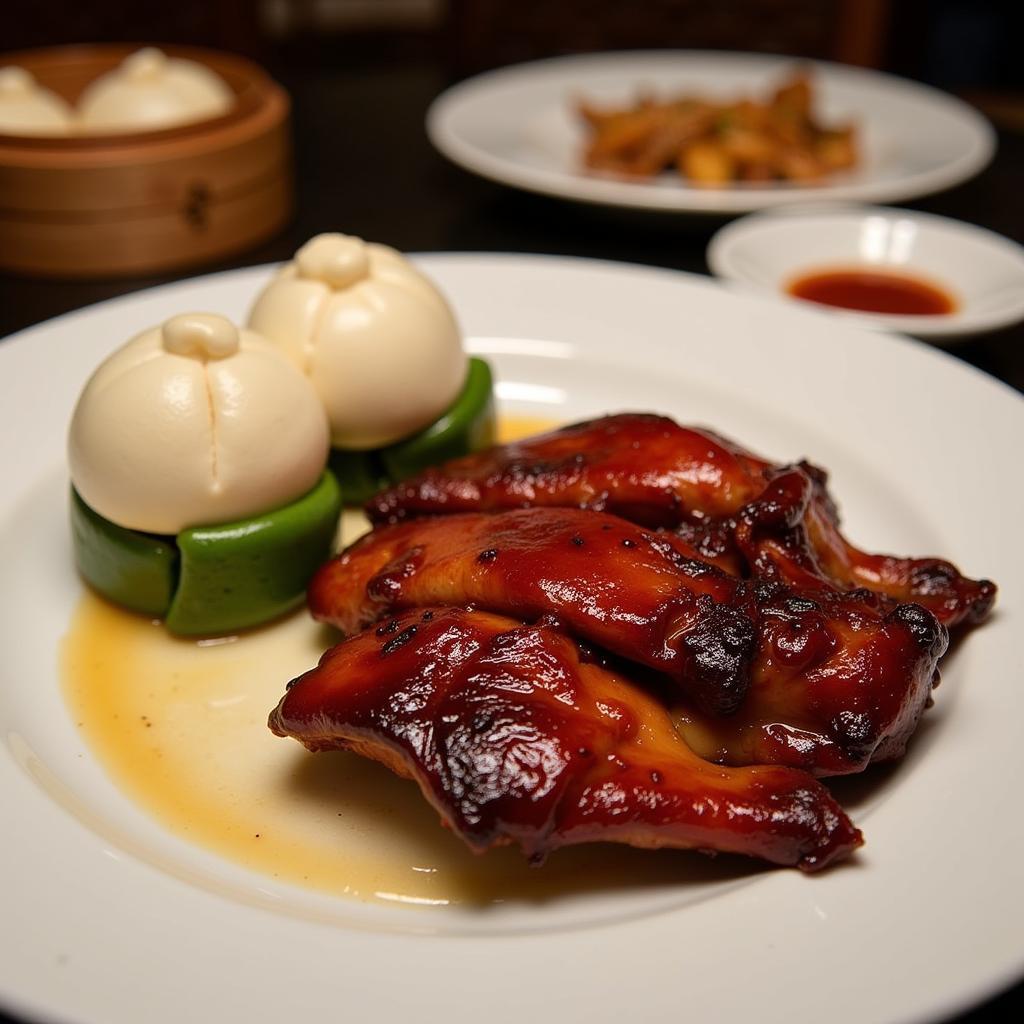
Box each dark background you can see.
[2,2,1022,1022]
[1,0,1022,387]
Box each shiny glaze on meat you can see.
[309,508,948,774]
[310,507,758,716]
[270,607,863,871]
[369,413,995,628]
[730,463,994,629]
[689,582,947,774]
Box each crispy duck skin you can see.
[269,607,863,872]
[368,414,995,628]
[676,584,947,775]
[730,463,994,629]
[309,507,949,774]
[309,507,759,716]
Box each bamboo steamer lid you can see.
[0,44,292,278]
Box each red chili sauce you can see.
[787,267,956,316]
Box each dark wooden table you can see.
[1,60,1021,1024]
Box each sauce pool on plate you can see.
[787,266,957,316]
[61,415,725,906]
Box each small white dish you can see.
[707,206,1024,340]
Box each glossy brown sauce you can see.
[787,267,956,316]
[61,415,722,906]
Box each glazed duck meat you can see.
[310,506,758,716]
[308,507,948,775]
[270,607,863,871]
[676,592,946,774]
[275,415,996,873]
[368,413,995,628]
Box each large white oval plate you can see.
[1,254,1021,1024]
[427,51,996,213]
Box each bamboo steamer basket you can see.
[0,44,292,278]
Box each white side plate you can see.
[427,51,995,214]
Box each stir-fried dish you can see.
[578,71,857,185]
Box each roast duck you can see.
[270,414,995,873]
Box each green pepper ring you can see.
[329,356,496,506]
[70,470,343,637]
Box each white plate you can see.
[2,255,1022,1024]
[426,51,996,214]
[707,205,1024,340]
